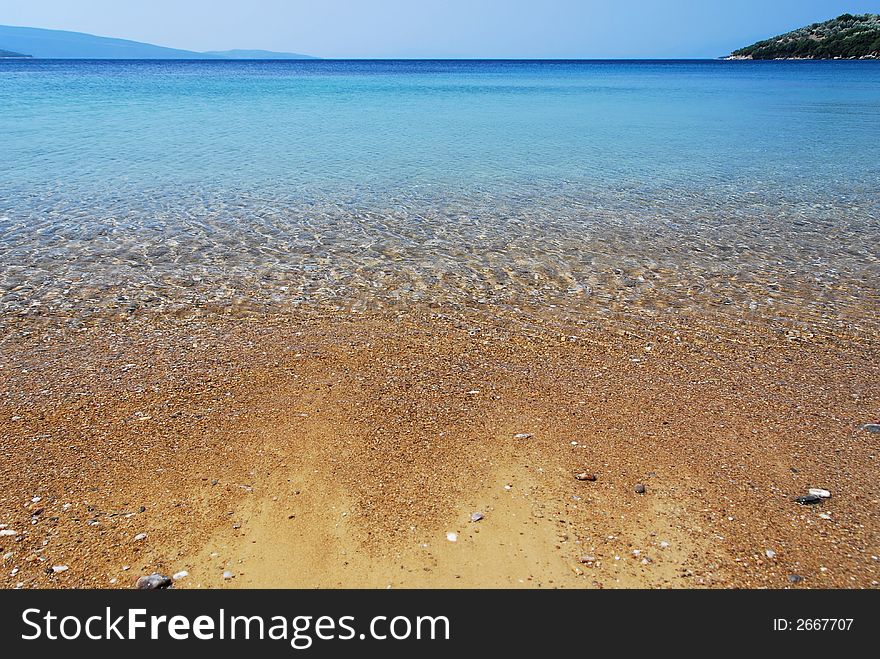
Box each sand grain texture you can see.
[0,308,877,589]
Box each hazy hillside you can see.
[730,13,880,59]
[203,49,317,60]
[0,48,30,58]
[0,25,313,59]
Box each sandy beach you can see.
[1,303,877,589]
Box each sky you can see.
[1,0,879,58]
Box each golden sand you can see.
[0,305,878,588]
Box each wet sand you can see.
[0,306,878,589]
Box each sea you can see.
[1,60,878,332]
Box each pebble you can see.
[470,512,484,522]
[861,423,880,433]
[51,565,69,574]
[446,532,458,542]
[579,555,596,564]
[819,512,832,520]
[513,433,533,440]
[575,473,597,482]
[787,574,804,584]
[136,573,171,589]
[765,549,777,559]
[808,488,831,499]
[503,484,512,491]
[659,541,670,549]
[133,533,147,541]
[634,484,647,494]
[795,494,822,505]
[222,571,234,580]
[172,570,189,580]
[0,530,18,537]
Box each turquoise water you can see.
[0,60,878,330]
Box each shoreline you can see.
[1,305,877,589]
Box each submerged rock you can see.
[136,573,171,589]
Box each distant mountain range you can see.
[0,25,316,59]
[0,47,30,58]
[729,13,880,59]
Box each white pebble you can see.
[765,549,777,559]
[222,571,234,580]
[0,530,18,537]
[52,565,69,573]
[659,541,669,549]
[446,532,458,543]
[173,570,189,580]
[808,488,831,499]
[133,533,147,541]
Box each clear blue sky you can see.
[2,0,879,58]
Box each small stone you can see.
[808,488,831,499]
[575,473,597,482]
[787,574,804,584]
[819,512,832,520]
[795,494,822,505]
[446,532,458,543]
[659,541,670,549]
[634,484,647,494]
[133,533,147,541]
[0,530,18,537]
[139,506,146,513]
[136,573,171,589]
[172,570,189,580]
[470,512,484,523]
[861,423,880,433]
[579,555,596,564]
[222,571,234,580]
[513,433,533,440]
[765,549,777,559]
[503,484,512,491]
[51,565,69,574]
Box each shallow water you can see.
[1,60,878,332]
